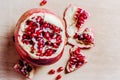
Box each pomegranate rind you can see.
[68,27,95,49]
[14,8,66,66]
[13,59,35,79]
[65,46,87,73]
[63,5,94,49]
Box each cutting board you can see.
[0,0,120,80]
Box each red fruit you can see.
[40,0,47,6]
[65,46,87,73]
[14,8,65,66]
[56,74,62,80]
[48,69,55,74]
[57,67,64,72]
[14,59,35,79]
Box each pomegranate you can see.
[14,59,35,79]
[14,8,66,66]
[64,5,94,49]
[65,46,87,73]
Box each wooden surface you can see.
[0,0,120,80]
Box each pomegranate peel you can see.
[64,5,94,49]
[14,8,66,66]
[14,59,35,79]
[65,46,87,73]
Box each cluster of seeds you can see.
[73,32,93,45]
[21,16,62,56]
[14,60,33,77]
[74,8,89,28]
[66,47,86,73]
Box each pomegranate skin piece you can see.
[14,8,66,66]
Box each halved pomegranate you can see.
[64,5,94,49]
[65,46,87,73]
[14,8,66,66]
[14,59,35,79]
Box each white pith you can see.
[66,46,86,72]
[64,5,78,37]
[18,12,65,59]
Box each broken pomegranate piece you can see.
[68,27,95,49]
[64,5,94,49]
[64,4,89,37]
[14,59,35,79]
[14,8,66,66]
[65,46,87,73]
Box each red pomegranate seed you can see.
[56,35,61,41]
[48,69,55,74]
[57,67,64,72]
[40,0,47,6]
[31,47,34,53]
[53,26,61,33]
[77,8,82,13]
[44,32,51,40]
[56,39,62,45]
[56,74,62,80]
[53,43,58,48]
[36,16,42,22]
[74,47,81,55]
[73,33,78,39]
[31,33,37,38]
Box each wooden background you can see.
[0,0,120,80]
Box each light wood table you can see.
[0,0,120,80]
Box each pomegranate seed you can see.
[53,26,61,33]
[77,8,82,13]
[45,41,52,46]
[57,67,64,72]
[74,47,81,54]
[36,16,42,22]
[22,34,27,39]
[29,21,34,27]
[43,23,48,28]
[56,35,61,41]
[31,33,37,38]
[56,74,62,80]
[40,0,47,6]
[36,30,42,35]
[56,39,62,45]
[48,69,55,74]
[44,32,51,40]
[73,33,78,39]
[31,47,34,53]
[53,43,58,48]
